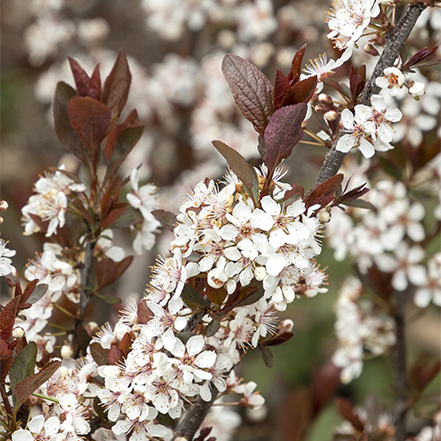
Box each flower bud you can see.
[318,209,331,223]
[254,266,267,281]
[59,366,70,377]
[85,321,99,336]
[364,43,379,56]
[324,110,339,121]
[314,104,327,114]
[0,200,8,211]
[12,327,24,338]
[318,93,332,105]
[61,345,75,359]
[409,81,425,97]
[279,318,294,333]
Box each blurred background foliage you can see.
[0,0,439,440]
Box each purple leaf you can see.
[212,140,259,205]
[264,103,307,173]
[222,54,274,136]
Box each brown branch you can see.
[172,386,220,440]
[392,291,408,441]
[313,2,427,187]
[73,223,96,352]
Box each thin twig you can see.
[74,223,96,351]
[392,291,408,441]
[313,2,427,187]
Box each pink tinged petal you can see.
[358,137,375,158]
[171,338,186,358]
[252,211,274,231]
[377,125,394,143]
[392,269,408,291]
[195,350,217,368]
[408,265,426,286]
[407,223,425,242]
[28,415,45,433]
[112,419,132,436]
[126,403,141,420]
[385,107,402,122]
[414,288,431,308]
[162,328,177,351]
[12,429,34,441]
[266,253,286,276]
[354,105,372,123]
[199,383,212,402]
[261,195,281,216]
[187,335,205,357]
[224,246,242,261]
[154,393,170,414]
[341,109,355,129]
[49,274,66,292]
[336,134,356,153]
[107,403,120,421]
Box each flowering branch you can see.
[172,386,220,440]
[313,2,427,187]
[392,291,408,441]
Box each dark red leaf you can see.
[260,345,273,368]
[53,82,89,163]
[205,285,227,306]
[264,103,307,174]
[108,345,124,365]
[14,360,61,408]
[104,125,145,183]
[101,203,129,229]
[222,53,274,136]
[68,56,101,100]
[212,140,259,205]
[336,397,365,431]
[101,49,131,128]
[289,44,307,83]
[0,297,20,331]
[67,96,111,161]
[281,76,318,108]
[137,300,154,324]
[304,174,343,209]
[274,69,292,112]
[101,175,123,219]
[181,283,210,308]
[90,342,110,366]
[114,255,134,280]
[283,183,305,203]
[118,332,132,357]
[152,209,177,232]
[104,109,141,162]
[264,332,294,347]
[205,320,221,337]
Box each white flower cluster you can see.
[332,277,396,384]
[0,238,16,277]
[140,0,277,43]
[22,166,86,237]
[328,177,441,308]
[127,169,161,255]
[169,172,325,311]
[326,0,380,57]
[75,171,326,439]
[12,362,97,441]
[336,94,402,158]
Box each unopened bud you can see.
[59,366,70,377]
[318,93,332,105]
[409,81,425,97]
[279,319,294,333]
[364,43,379,56]
[324,110,339,121]
[0,201,8,211]
[85,321,99,336]
[254,266,267,281]
[61,345,75,359]
[318,209,331,223]
[12,327,24,338]
[314,104,327,114]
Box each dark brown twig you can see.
[313,2,427,187]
